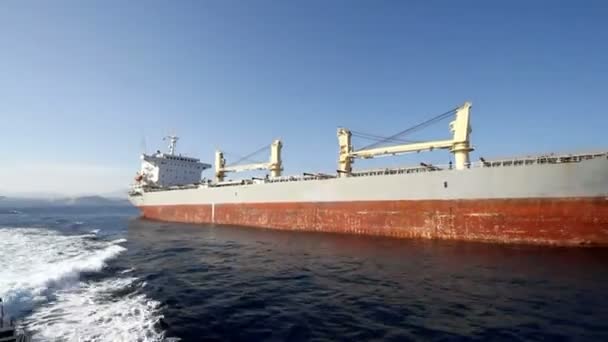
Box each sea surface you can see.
[0,206,607,341]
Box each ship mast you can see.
[164,135,179,155]
[338,102,473,176]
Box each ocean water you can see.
[1,206,607,341]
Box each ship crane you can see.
[215,140,283,182]
[337,102,473,176]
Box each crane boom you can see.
[221,162,272,173]
[338,102,473,176]
[349,139,455,158]
[215,140,283,182]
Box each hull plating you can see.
[138,197,608,246]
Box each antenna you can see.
[139,136,147,155]
[163,135,179,155]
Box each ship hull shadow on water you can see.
[124,218,608,341]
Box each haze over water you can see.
[1,206,606,341]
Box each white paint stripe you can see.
[211,203,215,223]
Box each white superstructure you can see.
[135,136,211,188]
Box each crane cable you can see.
[358,107,459,151]
[350,131,420,144]
[225,143,271,167]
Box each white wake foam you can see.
[0,227,166,341]
[24,277,164,342]
[0,228,125,306]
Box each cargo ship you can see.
[128,102,608,246]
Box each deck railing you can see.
[351,152,607,177]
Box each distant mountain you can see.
[0,195,130,208]
[57,195,130,206]
[100,189,129,199]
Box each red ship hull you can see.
[138,197,608,246]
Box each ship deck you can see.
[135,151,607,193]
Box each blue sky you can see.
[1,0,606,196]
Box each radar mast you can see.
[164,135,179,155]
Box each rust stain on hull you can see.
[138,198,608,246]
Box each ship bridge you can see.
[135,136,211,188]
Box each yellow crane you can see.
[337,102,473,176]
[215,140,283,182]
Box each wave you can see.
[24,277,165,342]
[120,267,136,274]
[0,227,125,310]
[1,227,165,341]
[0,209,23,215]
